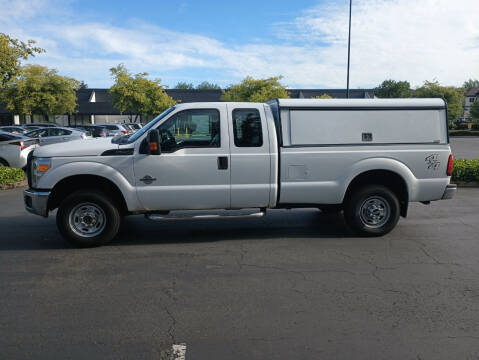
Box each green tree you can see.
[222,76,289,102]
[109,64,176,122]
[463,79,479,89]
[470,101,479,121]
[313,93,333,99]
[415,80,464,123]
[0,33,44,87]
[374,79,411,98]
[175,81,194,89]
[196,81,221,90]
[0,65,80,122]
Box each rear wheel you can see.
[0,158,9,166]
[344,185,400,236]
[56,190,121,247]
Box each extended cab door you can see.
[227,104,272,208]
[133,105,231,211]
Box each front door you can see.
[134,105,231,211]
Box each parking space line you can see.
[172,343,187,360]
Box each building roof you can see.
[465,87,479,97]
[0,87,377,115]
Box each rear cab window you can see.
[232,109,263,147]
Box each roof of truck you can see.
[273,98,447,109]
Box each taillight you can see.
[10,141,28,150]
[100,132,106,137]
[447,154,454,176]
[122,130,128,134]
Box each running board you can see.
[145,209,266,222]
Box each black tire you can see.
[318,205,343,214]
[344,185,400,236]
[56,190,121,247]
[0,158,9,166]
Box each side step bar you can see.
[145,209,266,222]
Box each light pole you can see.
[346,0,352,99]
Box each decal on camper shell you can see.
[425,154,440,170]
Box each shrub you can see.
[0,166,26,184]
[449,130,479,136]
[455,123,469,130]
[452,159,479,182]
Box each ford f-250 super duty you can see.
[24,98,456,247]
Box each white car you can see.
[0,132,38,169]
[95,124,130,137]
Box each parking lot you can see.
[1,187,479,359]
[450,136,479,159]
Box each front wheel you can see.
[56,190,121,247]
[344,185,400,237]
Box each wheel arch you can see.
[343,168,410,217]
[48,175,129,215]
[0,157,9,166]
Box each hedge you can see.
[452,159,479,183]
[0,166,26,185]
[449,130,479,136]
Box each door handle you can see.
[140,175,157,184]
[217,156,228,170]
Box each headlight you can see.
[32,157,51,187]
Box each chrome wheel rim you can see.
[359,196,390,228]
[69,203,106,238]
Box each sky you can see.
[1,0,478,89]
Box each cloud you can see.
[1,0,478,88]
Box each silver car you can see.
[0,126,30,135]
[25,127,88,146]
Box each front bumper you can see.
[441,184,457,200]
[24,189,50,217]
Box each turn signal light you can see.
[37,164,51,173]
[447,154,454,176]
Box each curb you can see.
[456,182,479,188]
[0,179,27,191]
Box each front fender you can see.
[37,161,142,211]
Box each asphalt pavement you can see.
[1,187,479,359]
[450,136,479,159]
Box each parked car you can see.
[25,127,88,146]
[24,98,456,247]
[123,123,143,132]
[0,126,29,135]
[69,125,107,138]
[23,123,57,128]
[0,131,38,169]
[95,123,130,136]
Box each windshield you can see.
[115,106,176,144]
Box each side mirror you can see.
[148,129,161,155]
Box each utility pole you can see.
[346,0,352,99]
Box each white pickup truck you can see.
[24,98,456,247]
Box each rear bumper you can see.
[24,188,50,217]
[441,184,457,200]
